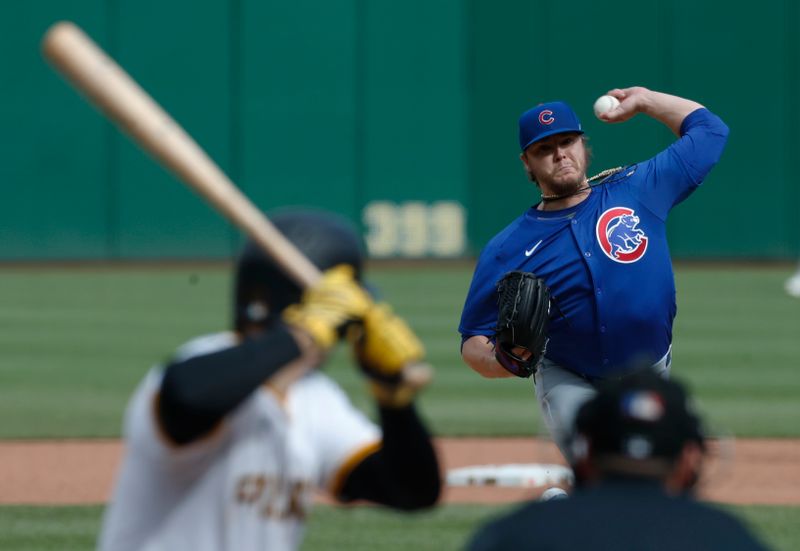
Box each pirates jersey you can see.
[98,331,380,551]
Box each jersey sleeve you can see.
[632,108,729,220]
[458,245,502,339]
[123,368,174,454]
[296,374,381,492]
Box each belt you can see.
[562,346,673,384]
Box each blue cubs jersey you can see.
[459,108,729,379]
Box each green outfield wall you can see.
[1,0,797,260]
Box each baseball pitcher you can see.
[459,87,729,459]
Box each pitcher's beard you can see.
[550,177,585,197]
[532,171,586,198]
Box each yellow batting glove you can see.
[356,303,425,377]
[283,265,373,349]
[353,303,431,407]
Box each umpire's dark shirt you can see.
[466,477,772,551]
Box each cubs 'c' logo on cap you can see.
[538,110,555,125]
[596,207,648,263]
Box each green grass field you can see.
[0,263,798,549]
[1,503,798,551]
[0,263,798,438]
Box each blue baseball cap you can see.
[518,101,583,151]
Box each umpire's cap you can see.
[570,371,705,464]
[234,208,364,331]
[519,101,583,151]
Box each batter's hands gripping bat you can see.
[41,21,320,289]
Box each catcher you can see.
[98,209,440,551]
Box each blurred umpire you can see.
[98,209,440,551]
[466,371,773,551]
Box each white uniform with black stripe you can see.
[98,332,380,551]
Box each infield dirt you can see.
[1,437,798,506]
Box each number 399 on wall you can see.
[362,200,466,258]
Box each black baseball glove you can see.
[493,271,551,377]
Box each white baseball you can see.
[593,95,620,118]
[539,487,569,501]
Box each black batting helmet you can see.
[233,208,365,332]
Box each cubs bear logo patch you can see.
[595,207,648,263]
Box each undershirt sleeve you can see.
[157,323,302,445]
[336,404,441,510]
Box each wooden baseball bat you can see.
[41,21,320,288]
